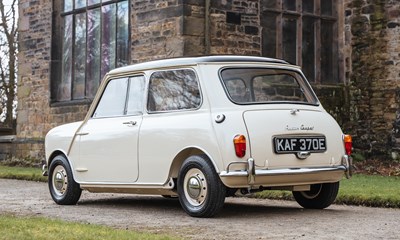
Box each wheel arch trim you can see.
[48,150,79,184]
[168,146,221,180]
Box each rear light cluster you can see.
[233,134,246,158]
[344,134,352,155]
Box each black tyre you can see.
[48,155,82,205]
[177,155,226,217]
[292,182,339,209]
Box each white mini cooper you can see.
[44,56,352,217]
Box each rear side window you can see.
[220,68,318,105]
[147,69,201,112]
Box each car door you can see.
[74,75,146,183]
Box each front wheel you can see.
[292,182,339,209]
[48,155,82,205]
[177,155,226,217]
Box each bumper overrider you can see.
[42,160,48,177]
[219,155,352,188]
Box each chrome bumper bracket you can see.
[42,163,48,177]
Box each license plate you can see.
[274,136,327,154]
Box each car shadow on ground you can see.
[75,195,344,218]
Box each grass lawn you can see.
[337,174,400,207]
[0,165,46,182]
[253,174,400,208]
[0,215,179,240]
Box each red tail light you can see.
[344,134,352,155]
[233,135,246,158]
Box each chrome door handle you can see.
[76,132,89,136]
[123,121,137,126]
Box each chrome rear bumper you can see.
[219,156,352,188]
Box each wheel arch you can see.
[48,150,66,165]
[47,150,78,183]
[168,147,220,179]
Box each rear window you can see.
[220,68,318,105]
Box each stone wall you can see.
[209,0,261,55]
[131,0,186,62]
[131,0,206,60]
[345,0,400,158]
[17,0,89,160]
[15,0,400,161]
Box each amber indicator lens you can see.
[233,135,246,158]
[344,134,352,155]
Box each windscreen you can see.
[220,68,318,105]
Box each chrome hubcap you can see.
[52,165,68,197]
[183,168,207,206]
[187,176,202,199]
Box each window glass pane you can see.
[101,4,117,79]
[116,1,129,67]
[321,20,337,82]
[75,0,86,9]
[302,17,315,81]
[64,0,73,11]
[225,79,248,102]
[283,0,296,11]
[127,76,145,115]
[73,13,87,100]
[261,14,277,58]
[261,0,278,9]
[58,0,131,103]
[253,74,307,102]
[148,70,201,112]
[302,0,314,13]
[321,0,333,16]
[220,68,318,104]
[88,0,100,5]
[87,9,101,98]
[93,78,128,118]
[282,17,297,64]
[59,15,73,101]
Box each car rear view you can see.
[218,64,352,209]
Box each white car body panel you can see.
[137,109,222,184]
[45,121,82,162]
[72,115,142,183]
[243,106,345,169]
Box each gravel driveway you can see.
[0,179,399,239]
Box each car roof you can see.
[108,55,290,75]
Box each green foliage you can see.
[0,215,179,240]
[253,174,400,208]
[1,156,42,167]
[351,152,366,162]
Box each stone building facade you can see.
[13,0,400,161]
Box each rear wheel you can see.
[292,182,339,209]
[177,155,226,217]
[48,155,82,205]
